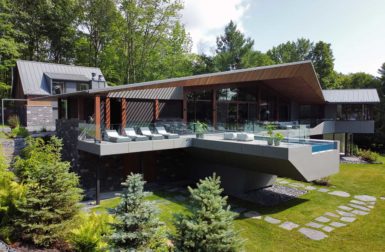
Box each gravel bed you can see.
[236,184,307,206]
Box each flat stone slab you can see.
[325,212,339,218]
[340,217,356,223]
[336,210,355,217]
[330,221,347,228]
[318,188,330,193]
[264,216,281,224]
[305,186,317,190]
[279,221,299,230]
[328,191,351,197]
[351,209,369,216]
[338,205,353,211]
[306,222,324,228]
[290,183,305,188]
[173,195,187,201]
[315,216,331,223]
[348,203,370,211]
[350,199,367,205]
[380,196,385,200]
[322,226,334,233]
[243,211,262,219]
[232,207,248,214]
[299,228,328,240]
[354,195,376,202]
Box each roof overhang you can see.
[34,61,325,104]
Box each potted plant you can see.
[193,121,208,139]
[265,123,275,145]
[274,132,285,146]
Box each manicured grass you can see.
[90,159,385,252]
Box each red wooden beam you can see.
[154,98,159,121]
[105,97,110,129]
[121,99,127,131]
[95,95,101,141]
[183,90,187,123]
[212,89,217,128]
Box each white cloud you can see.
[181,0,250,54]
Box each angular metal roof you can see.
[108,87,183,100]
[44,72,91,82]
[322,89,380,103]
[16,60,104,96]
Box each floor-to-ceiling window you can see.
[187,89,213,124]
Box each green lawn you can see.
[90,157,385,252]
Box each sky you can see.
[181,0,385,76]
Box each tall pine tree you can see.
[109,173,165,251]
[174,173,239,252]
[13,137,82,247]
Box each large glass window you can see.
[77,82,90,91]
[187,89,212,123]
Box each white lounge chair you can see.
[139,127,164,140]
[155,126,179,139]
[105,130,131,143]
[124,128,149,141]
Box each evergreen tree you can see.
[109,173,164,251]
[308,41,336,89]
[174,173,239,252]
[215,20,255,71]
[13,137,82,247]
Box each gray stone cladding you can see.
[26,106,55,131]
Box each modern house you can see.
[30,61,379,202]
[11,60,107,131]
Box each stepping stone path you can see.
[340,217,356,223]
[336,210,355,217]
[306,222,324,228]
[350,200,367,206]
[315,216,331,223]
[351,210,369,216]
[380,197,385,200]
[290,183,305,188]
[243,211,262,219]
[348,203,370,211]
[325,212,339,218]
[338,205,353,211]
[318,188,330,193]
[322,226,334,233]
[298,228,328,240]
[305,186,317,190]
[354,195,376,202]
[264,216,281,224]
[328,191,350,197]
[279,221,299,231]
[330,221,346,228]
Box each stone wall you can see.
[26,106,55,131]
[56,119,190,199]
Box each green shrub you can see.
[173,173,240,251]
[9,126,29,138]
[0,146,25,242]
[13,136,83,247]
[109,173,165,251]
[357,149,380,163]
[7,115,20,129]
[69,213,113,252]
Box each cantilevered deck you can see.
[78,133,339,182]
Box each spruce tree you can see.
[109,173,163,251]
[174,173,239,252]
[13,137,82,247]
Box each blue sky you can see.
[182,0,385,76]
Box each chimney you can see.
[92,72,96,80]
[98,74,104,81]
